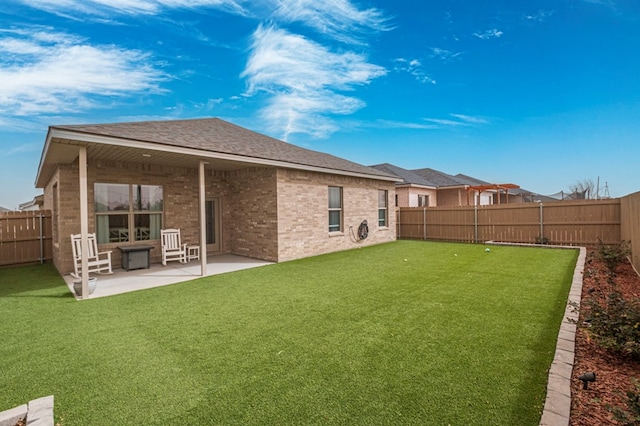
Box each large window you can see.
[378,189,388,227]
[95,183,163,244]
[328,186,343,232]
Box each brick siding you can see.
[44,159,396,274]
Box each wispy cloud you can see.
[0,27,166,117]
[394,58,435,85]
[524,10,554,22]
[429,47,463,62]
[372,119,439,130]
[473,28,503,40]
[423,113,489,127]
[271,0,391,44]
[17,0,247,17]
[0,143,39,156]
[241,24,386,139]
[580,0,615,6]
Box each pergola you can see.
[466,183,520,205]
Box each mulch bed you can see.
[570,249,640,425]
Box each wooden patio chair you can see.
[161,228,188,266]
[70,233,113,278]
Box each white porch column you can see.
[199,160,207,276]
[79,146,89,299]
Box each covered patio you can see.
[62,254,273,299]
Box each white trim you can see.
[79,146,89,299]
[199,160,207,276]
[44,128,399,183]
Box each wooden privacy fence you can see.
[396,199,621,246]
[0,210,53,266]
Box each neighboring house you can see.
[35,118,399,276]
[370,163,437,207]
[18,194,44,211]
[372,164,527,207]
[0,206,13,213]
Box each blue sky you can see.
[1,0,639,209]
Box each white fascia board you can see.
[47,129,399,183]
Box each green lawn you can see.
[0,241,577,425]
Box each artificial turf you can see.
[0,240,578,425]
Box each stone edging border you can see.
[539,246,585,426]
[486,242,585,426]
[0,395,54,426]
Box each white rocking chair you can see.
[161,228,188,266]
[70,233,113,278]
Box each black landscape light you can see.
[578,372,596,389]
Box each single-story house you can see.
[370,163,437,207]
[372,163,530,207]
[35,118,399,278]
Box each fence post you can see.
[539,202,544,240]
[39,213,44,264]
[474,204,478,243]
[423,208,427,240]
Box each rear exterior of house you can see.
[37,118,398,275]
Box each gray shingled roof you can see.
[411,168,467,187]
[51,118,396,180]
[370,163,438,187]
[453,173,490,186]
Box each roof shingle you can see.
[52,118,396,180]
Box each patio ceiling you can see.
[36,137,261,188]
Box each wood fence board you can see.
[0,211,53,266]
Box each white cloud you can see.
[473,28,503,40]
[524,10,554,22]
[429,47,463,62]
[0,28,166,117]
[423,113,489,127]
[17,0,246,16]
[241,24,386,139]
[373,120,439,130]
[271,0,391,44]
[450,113,489,124]
[394,58,435,85]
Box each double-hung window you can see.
[378,189,388,227]
[328,186,343,232]
[95,183,163,244]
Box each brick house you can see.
[370,163,437,207]
[35,118,399,277]
[372,163,527,207]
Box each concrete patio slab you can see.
[63,254,273,299]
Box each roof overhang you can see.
[36,128,399,187]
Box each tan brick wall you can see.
[44,158,394,273]
[276,169,396,262]
[226,168,279,261]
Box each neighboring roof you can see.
[369,163,437,187]
[411,168,467,187]
[453,173,490,186]
[37,118,399,187]
[18,194,44,211]
[0,206,13,213]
